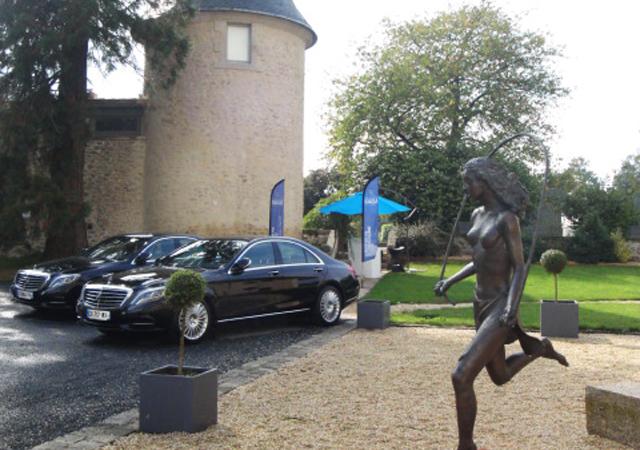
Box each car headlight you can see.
[49,274,81,289]
[132,286,166,306]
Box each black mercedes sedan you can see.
[10,234,197,311]
[77,236,360,342]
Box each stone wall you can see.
[84,137,146,245]
[143,11,311,238]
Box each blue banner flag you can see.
[362,176,380,262]
[269,179,285,236]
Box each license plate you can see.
[86,309,110,321]
[16,289,33,300]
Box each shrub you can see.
[380,223,395,245]
[567,213,615,263]
[611,228,632,263]
[165,269,206,374]
[303,192,347,230]
[540,249,567,301]
[395,221,460,257]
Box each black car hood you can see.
[34,257,111,274]
[108,266,182,289]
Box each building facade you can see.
[84,0,316,244]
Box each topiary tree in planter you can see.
[540,249,568,301]
[539,249,578,338]
[165,269,206,375]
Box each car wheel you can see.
[312,286,342,326]
[176,301,212,344]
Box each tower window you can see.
[227,24,251,63]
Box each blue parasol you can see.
[319,192,410,216]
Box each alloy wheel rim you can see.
[320,289,341,323]
[179,303,209,341]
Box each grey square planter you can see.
[139,365,218,433]
[540,300,579,338]
[357,300,390,329]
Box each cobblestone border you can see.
[31,320,356,450]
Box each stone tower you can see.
[143,0,316,237]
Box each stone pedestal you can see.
[540,300,579,338]
[357,300,390,330]
[586,382,640,448]
[140,365,218,433]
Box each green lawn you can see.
[391,302,640,333]
[365,262,640,304]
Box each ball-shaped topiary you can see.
[165,269,206,311]
[539,249,567,301]
[165,269,206,374]
[540,249,568,275]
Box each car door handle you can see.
[270,270,280,276]
[314,267,324,272]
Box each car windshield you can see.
[163,239,248,270]
[86,235,151,262]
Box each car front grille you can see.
[82,285,131,310]
[14,271,49,291]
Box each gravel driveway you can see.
[0,285,325,450]
[108,327,639,449]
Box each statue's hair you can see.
[463,157,529,216]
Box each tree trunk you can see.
[43,4,89,258]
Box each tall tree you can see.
[613,150,640,198]
[552,157,638,233]
[0,0,193,257]
[303,168,339,215]
[549,157,602,193]
[327,3,567,227]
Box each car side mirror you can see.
[134,252,150,266]
[230,257,251,275]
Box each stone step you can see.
[586,382,640,448]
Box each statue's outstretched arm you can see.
[434,261,475,296]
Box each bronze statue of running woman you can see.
[434,157,569,450]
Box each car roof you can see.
[201,236,307,243]
[118,233,198,239]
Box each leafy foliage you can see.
[563,184,638,234]
[0,0,194,256]
[549,157,601,193]
[379,223,395,245]
[567,213,615,264]
[303,168,339,215]
[326,4,567,229]
[165,269,206,311]
[613,150,640,198]
[550,156,638,238]
[611,229,632,263]
[395,221,465,257]
[303,192,347,230]
[540,249,567,275]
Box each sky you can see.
[89,0,640,182]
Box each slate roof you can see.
[197,0,316,47]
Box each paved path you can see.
[0,286,331,450]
